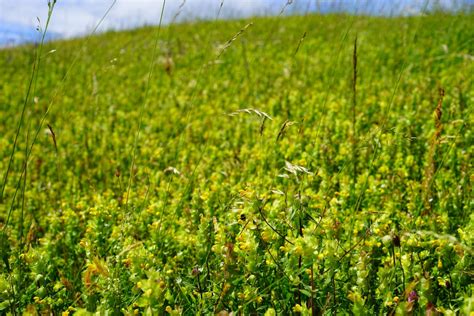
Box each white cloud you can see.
[0,0,285,37]
[1,0,470,39]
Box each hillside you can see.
[0,12,473,314]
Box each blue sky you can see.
[0,0,472,45]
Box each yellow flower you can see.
[292,304,303,312]
[264,308,276,316]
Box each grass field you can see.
[0,4,473,315]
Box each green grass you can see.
[0,10,473,315]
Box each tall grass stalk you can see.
[155,3,253,234]
[1,1,57,233]
[2,0,118,231]
[125,0,167,206]
[18,128,29,247]
[351,35,358,192]
[422,88,444,214]
[0,0,57,203]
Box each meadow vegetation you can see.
[0,3,473,315]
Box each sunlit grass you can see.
[0,4,473,315]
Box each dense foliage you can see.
[0,8,473,315]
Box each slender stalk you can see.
[19,129,29,245]
[1,2,56,231]
[125,0,167,206]
[0,1,57,202]
[422,88,444,214]
[3,0,118,232]
[351,35,358,193]
[310,265,316,316]
[297,190,303,308]
[332,274,337,316]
